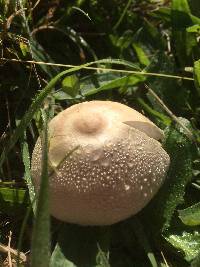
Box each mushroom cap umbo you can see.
[31,101,170,225]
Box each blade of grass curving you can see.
[30,109,50,267]
[72,6,92,21]
[17,204,33,267]
[1,57,194,80]
[99,58,142,70]
[113,0,132,30]
[0,58,142,169]
[82,74,145,96]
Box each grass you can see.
[0,0,200,266]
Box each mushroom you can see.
[31,101,170,225]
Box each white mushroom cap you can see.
[31,101,170,225]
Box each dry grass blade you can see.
[0,57,194,81]
[160,251,170,267]
[145,84,195,142]
[8,231,12,267]
[0,243,27,263]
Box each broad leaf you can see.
[61,75,80,97]
[81,72,146,96]
[142,118,196,232]
[178,202,200,226]
[50,224,110,267]
[187,24,200,33]
[132,43,150,67]
[165,230,200,262]
[0,187,26,203]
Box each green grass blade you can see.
[178,202,200,226]
[82,74,145,96]
[113,0,132,30]
[30,110,50,267]
[131,218,158,267]
[0,58,142,169]
[17,205,32,267]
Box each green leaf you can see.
[50,244,76,267]
[0,187,27,205]
[50,224,110,267]
[192,252,200,267]
[115,30,134,50]
[165,230,200,261]
[113,0,132,30]
[81,73,146,96]
[172,0,191,14]
[178,202,200,226]
[190,14,200,25]
[132,43,150,67]
[187,24,200,33]
[53,91,82,100]
[151,7,171,22]
[96,244,110,267]
[143,118,197,232]
[62,75,80,97]
[161,118,196,230]
[0,187,28,216]
[194,59,200,96]
[19,42,29,56]
[171,0,196,66]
